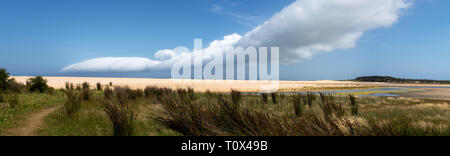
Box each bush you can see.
[64,90,81,116]
[103,91,136,136]
[0,68,10,91]
[28,76,49,93]
[6,78,26,93]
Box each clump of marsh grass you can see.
[81,88,91,101]
[306,92,316,107]
[7,94,20,108]
[103,87,136,136]
[109,86,143,101]
[271,93,278,104]
[261,93,268,104]
[65,82,71,90]
[175,88,197,104]
[75,84,82,91]
[158,92,285,136]
[157,88,398,136]
[144,86,169,102]
[96,82,102,91]
[231,89,242,105]
[64,90,81,116]
[47,87,55,95]
[349,95,358,116]
[292,94,306,117]
[319,93,344,117]
[82,82,90,90]
[127,88,144,100]
[104,86,113,99]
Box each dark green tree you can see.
[28,76,49,93]
[0,68,10,91]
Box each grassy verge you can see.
[0,92,64,135]
[38,90,179,136]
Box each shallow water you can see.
[247,86,450,97]
[280,87,410,97]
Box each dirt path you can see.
[8,107,59,136]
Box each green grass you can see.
[0,87,449,136]
[157,90,450,136]
[38,90,179,136]
[0,92,64,135]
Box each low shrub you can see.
[6,79,26,93]
[28,76,49,93]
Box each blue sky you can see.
[0,0,449,80]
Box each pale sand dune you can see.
[11,76,386,92]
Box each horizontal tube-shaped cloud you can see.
[62,0,411,72]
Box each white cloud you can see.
[62,0,412,72]
[62,34,241,72]
[236,0,412,63]
[210,4,264,27]
[61,57,161,72]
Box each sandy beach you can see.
[395,88,450,101]
[11,76,450,98]
[12,76,386,92]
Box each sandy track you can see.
[8,107,59,136]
